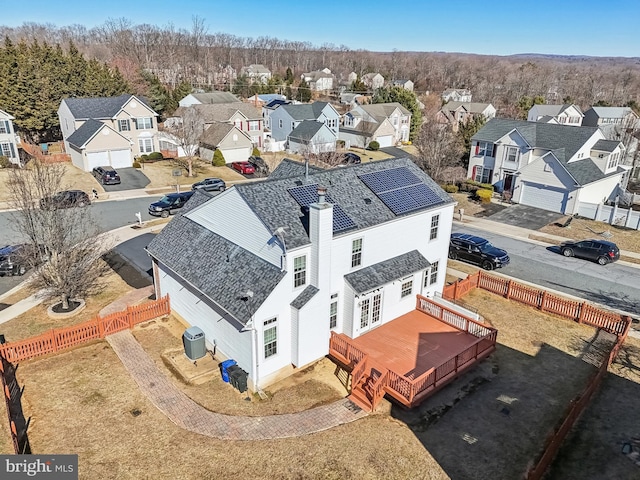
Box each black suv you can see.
[192,177,226,192]
[0,245,28,276]
[449,233,510,270]
[92,166,121,185]
[148,191,195,218]
[40,190,91,209]
[248,156,270,176]
[560,239,620,265]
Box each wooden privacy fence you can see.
[443,271,631,335]
[0,295,170,363]
[20,141,71,164]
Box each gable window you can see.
[401,279,413,298]
[326,118,337,129]
[263,318,277,358]
[135,117,153,130]
[506,146,519,163]
[477,141,494,157]
[329,293,338,329]
[430,214,440,241]
[607,152,619,169]
[425,261,439,286]
[351,238,363,268]
[139,138,153,154]
[278,119,283,129]
[118,119,130,132]
[293,255,306,288]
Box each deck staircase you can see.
[348,372,375,411]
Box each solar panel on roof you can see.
[287,184,356,232]
[358,167,445,216]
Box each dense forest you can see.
[1,18,640,141]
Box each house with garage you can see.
[198,123,253,164]
[269,102,340,152]
[178,91,241,107]
[467,118,629,214]
[58,94,159,171]
[146,156,455,393]
[287,121,337,154]
[527,104,583,126]
[341,103,411,147]
[0,109,20,166]
[437,102,496,132]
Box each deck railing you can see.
[443,271,631,336]
[329,295,498,409]
[0,296,170,363]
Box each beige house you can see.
[199,123,253,163]
[437,102,496,132]
[58,94,159,171]
[343,103,411,146]
[339,111,396,149]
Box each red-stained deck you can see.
[329,295,498,411]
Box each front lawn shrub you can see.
[139,154,149,163]
[475,188,492,203]
[368,141,380,151]
[212,149,226,166]
[252,147,261,157]
[148,152,164,161]
[132,161,141,168]
[442,184,459,193]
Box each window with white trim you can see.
[430,214,440,241]
[293,255,306,288]
[607,152,619,169]
[505,146,519,163]
[351,238,363,267]
[139,138,153,154]
[429,261,439,285]
[119,119,130,131]
[329,293,338,329]
[477,141,493,157]
[263,318,277,358]
[1,142,15,158]
[401,279,413,298]
[249,121,260,131]
[0,121,9,134]
[136,117,153,129]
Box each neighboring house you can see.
[301,68,335,91]
[582,106,640,129]
[342,103,411,146]
[527,104,583,126]
[0,109,20,166]
[467,118,629,214]
[362,73,384,90]
[437,102,496,132]
[288,121,337,154]
[179,92,241,107]
[247,94,286,108]
[262,99,291,131]
[391,79,414,91]
[58,94,159,171]
[241,64,272,84]
[199,123,253,163]
[269,102,340,151]
[346,72,358,84]
[442,88,472,103]
[146,157,455,391]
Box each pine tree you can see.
[372,86,422,140]
[297,79,311,102]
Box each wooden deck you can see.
[329,295,497,411]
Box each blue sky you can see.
[2,0,639,57]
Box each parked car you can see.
[231,161,255,175]
[40,190,91,209]
[192,177,226,192]
[560,239,620,265]
[449,233,510,270]
[148,191,195,218]
[92,166,121,185]
[340,152,362,165]
[0,245,28,276]
[248,156,270,176]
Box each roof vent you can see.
[317,185,327,204]
[364,198,372,205]
[295,180,303,186]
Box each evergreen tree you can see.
[457,116,486,166]
[285,67,293,84]
[349,75,366,93]
[372,86,422,140]
[296,79,312,102]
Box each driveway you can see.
[380,146,416,159]
[102,168,150,192]
[487,204,564,230]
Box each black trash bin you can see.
[228,365,248,393]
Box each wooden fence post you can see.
[540,291,547,311]
[128,305,134,329]
[97,317,104,338]
[51,329,58,352]
[577,303,587,324]
[454,280,459,300]
[506,279,512,299]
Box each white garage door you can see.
[375,135,393,148]
[520,182,568,213]
[86,151,109,170]
[222,147,251,163]
[109,149,132,169]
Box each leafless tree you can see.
[7,161,112,310]
[163,107,204,177]
[413,117,463,183]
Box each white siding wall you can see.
[575,175,622,205]
[58,102,77,152]
[517,156,572,189]
[186,189,282,267]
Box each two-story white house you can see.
[268,102,340,152]
[146,157,455,391]
[442,89,472,103]
[58,94,159,171]
[241,64,272,84]
[301,68,335,92]
[0,109,20,166]
[527,104,584,126]
[341,103,411,147]
[362,73,385,90]
[467,118,629,214]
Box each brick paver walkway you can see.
[107,330,367,440]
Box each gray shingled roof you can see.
[359,103,411,120]
[235,157,454,250]
[268,159,324,180]
[344,250,430,295]
[66,119,106,148]
[63,94,153,120]
[588,106,634,119]
[473,118,609,186]
[442,101,493,114]
[175,103,261,122]
[288,121,325,141]
[530,104,582,116]
[281,102,330,121]
[290,285,319,309]
[592,139,621,152]
[191,92,241,104]
[199,123,249,147]
[146,215,285,325]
